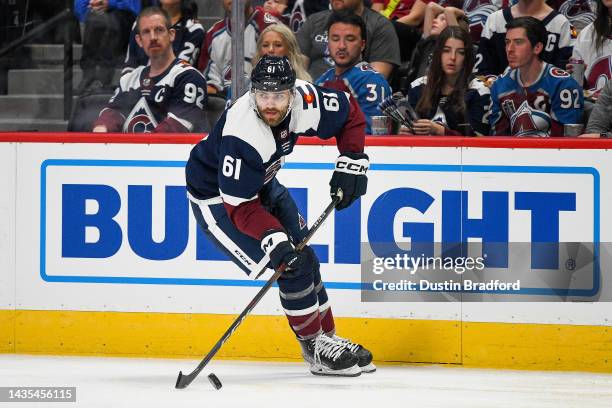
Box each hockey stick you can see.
[175,193,342,389]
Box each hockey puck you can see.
[208,373,222,390]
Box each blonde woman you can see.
[252,24,312,82]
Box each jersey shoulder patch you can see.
[186,18,204,33]
[549,66,571,78]
[119,66,145,91]
[357,62,377,73]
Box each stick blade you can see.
[175,371,193,389]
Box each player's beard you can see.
[257,102,290,127]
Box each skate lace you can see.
[333,335,360,353]
[313,335,346,363]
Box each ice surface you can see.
[0,355,611,408]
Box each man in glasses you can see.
[186,55,374,377]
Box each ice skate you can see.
[331,334,376,373]
[299,333,361,377]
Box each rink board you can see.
[0,134,611,372]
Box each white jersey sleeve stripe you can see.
[221,192,258,207]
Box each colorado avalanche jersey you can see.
[476,8,574,76]
[316,62,392,134]
[407,76,492,136]
[197,7,281,93]
[489,63,584,136]
[571,22,612,96]
[122,17,204,75]
[546,0,595,30]
[288,0,306,33]
[185,79,366,241]
[95,59,207,133]
[462,0,509,43]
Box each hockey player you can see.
[489,17,583,136]
[315,10,392,135]
[93,7,207,133]
[185,55,374,377]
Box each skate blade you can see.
[360,362,377,373]
[309,363,362,377]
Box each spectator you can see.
[287,0,330,32]
[74,0,140,94]
[197,0,280,99]
[476,0,574,76]
[402,3,469,85]
[580,80,612,137]
[123,0,204,76]
[297,0,401,80]
[258,0,297,26]
[546,0,596,31]
[371,0,427,61]
[263,0,292,15]
[400,26,491,136]
[93,7,207,133]
[463,0,509,44]
[315,11,392,134]
[489,17,583,137]
[372,0,416,19]
[569,0,612,99]
[252,24,312,81]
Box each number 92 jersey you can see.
[185,79,365,238]
[99,59,207,133]
[489,63,584,137]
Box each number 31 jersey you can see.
[315,62,391,134]
[489,63,584,136]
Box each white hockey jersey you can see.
[571,22,612,96]
[476,8,574,76]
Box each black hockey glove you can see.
[261,231,307,271]
[329,152,369,210]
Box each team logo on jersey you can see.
[510,100,551,137]
[559,0,595,30]
[143,78,151,87]
[550,67,571,78]
[586,57,612,94]
[289,7,304,33]
[123,97,158,133]
[280,129,288,140]
[298,213,306,230]
[464,0,499,40]
[263,12,281,25]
